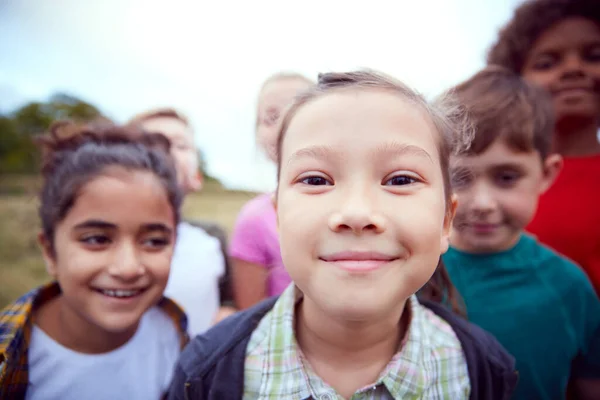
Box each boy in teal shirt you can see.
[443,66,600,400]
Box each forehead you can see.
[452,140,541,169]
[140,117,192,142]
[530,17,600,53]
[259,78,312,110]
[63,168,174,226]
[282,89,439,156]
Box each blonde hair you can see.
[255,72,315,129]
[128,107,190,129]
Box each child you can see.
[229,72,314,309]
[487,0,600,294]
[0,121,188,399]
[442,66,600,400]
[129,108,236,334]
[168,70,518,400]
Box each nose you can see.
[328,187,386,234]
[108,242,145,281]
[469,182,497,215]
[561,53,585,79]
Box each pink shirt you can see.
[229,193,291,296]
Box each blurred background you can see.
[0,0,522,306]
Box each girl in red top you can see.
[488,0,600,294]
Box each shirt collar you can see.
[261,284,433,399]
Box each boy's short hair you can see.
[487,0,600,73]
[128,108,190,128]
[451,65,555,158]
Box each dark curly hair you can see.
[37,121,182,252]
[487,0,600,73]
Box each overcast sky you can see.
[0,0,523,191]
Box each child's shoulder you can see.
[527,234,593,285]
[1,283,57,349]
[176,297,277,378]
[156,297,191,349]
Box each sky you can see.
[0,0,523,191]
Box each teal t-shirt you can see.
[443,234,600,400]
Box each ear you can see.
[440,194,458,254]
[540,154,563,194]
[38,232,58,277]
[190,171,203,192]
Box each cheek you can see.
[52,237,105,288]
[501,186,540,224]
[142,248,174,286]
[522,71,554,91]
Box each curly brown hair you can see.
[487,0,600,73]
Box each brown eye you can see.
[301,176,331,186]
[384,175,416,186]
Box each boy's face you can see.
[276,90,453,321]
[140,116,202,193]
[40,168,175,337]
[256,78,312,162]
[450,140,560,253]
[522,17,600,123]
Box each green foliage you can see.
[0,93,103,174]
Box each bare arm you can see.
[232,258,268,309]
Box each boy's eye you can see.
[80,235,111,247]
[300,176,332,186]
[584,44,600,62]
[383,175,417,186]
[532,53,558,70]
[495,170,522,187]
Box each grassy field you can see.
[0,176,256,308]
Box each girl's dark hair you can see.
[38,121,182,252]
[487,0,600,73]
[275,70,470,316]
[419,259,466,317]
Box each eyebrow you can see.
[73,220,173,235]
[140,223,173,235]
[534,39,600,55]
[74,220,117,230]
[374,142,433,163]
[288,145,341,164]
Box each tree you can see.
[1,93,103,174]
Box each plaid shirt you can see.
[244,285,470,400]
[0,282,189,399]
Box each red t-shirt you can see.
[527,154,600,294]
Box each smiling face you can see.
[450,140,559,253]
[40,167,176,336]
[522,17,600,124]
[276,89,453,321]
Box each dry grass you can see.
[0,178,256,308]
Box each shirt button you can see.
[319,394,335,400]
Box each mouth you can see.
[469,223,501,234]
[553,85,597,97]
[320,251,399,272]
[92,287,147,299]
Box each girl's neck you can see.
[554,117,600,157]
[35,296,138,354]
[296,297,409,398]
